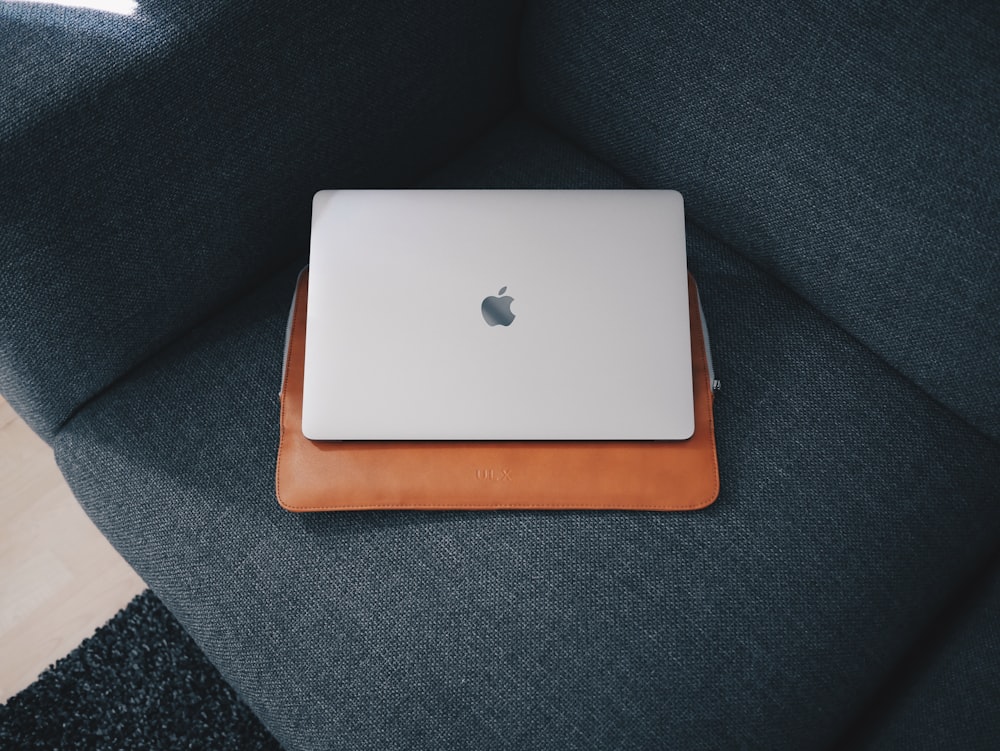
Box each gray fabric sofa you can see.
[2,1,998,748]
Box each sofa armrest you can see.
[0,0,522,440]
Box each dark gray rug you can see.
[0,591,283,750]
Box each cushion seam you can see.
[519,111,1000,447]
[51,255,307,439]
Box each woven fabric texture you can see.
[0,0,521,441]
[3,1,999,747]
[51,113,1000,751]
[847,552,1000,750]
[520,0,1000,440]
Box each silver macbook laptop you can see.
[302,189,693,441]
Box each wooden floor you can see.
[0,397,147,703]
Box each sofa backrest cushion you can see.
[520,0,1000,439]
[0,0,522,440]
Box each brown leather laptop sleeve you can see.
[276,270,719,511]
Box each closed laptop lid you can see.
[302,189,693,441]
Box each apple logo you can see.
[481,286,516,327]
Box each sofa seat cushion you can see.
[53,113,1000,751]
[849,552,1000,750]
